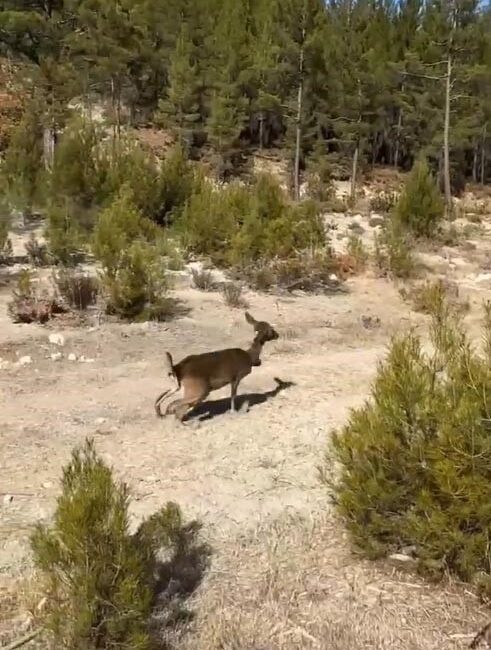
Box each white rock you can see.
[79,356,95,363]
[3,494,14,505]
[95,417,106,425]
[68,353,77,361]
[42,481,53,489]
[50,352,62,361]
[389,553,415,564]
[49,333,65,347]
[18,355,32,366]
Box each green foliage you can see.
[1,103,44,216]
[30,438,197,649]
[395,158,445,237]
[346,232,368,271]
[92,188,172,320]
[176,173,326,269]
[157,145,197,225]
[92,187,157,276]
[327,299,491,598]
[156,24,201,148]
[49,116,104,214]
[25,234,50,267]
[374,219,415,279]
[102,240,171,321]
[45,204,85,267]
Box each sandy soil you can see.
[1,204,491,648]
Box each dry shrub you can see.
[25,233,50,267]
[400,279,469,315]
[222,282,248,308]
[374,219,415,279]
[346,233,368,273]
[191,268,215,291]
[31,438,210,650]
[370,190,398,214]
[8,269,65,324]
[168,513,486,650]
[54,269,99,310]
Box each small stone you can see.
[369,215,385,227]
[389,553,415,564]
[42,481,53,489]
[50,352,62,361]
[3,494,14,505]
[95,417,106,425]
[49,333,65,347]
[18,355,32,366]
[68,353,77,361]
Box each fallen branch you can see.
[2,628,41,650]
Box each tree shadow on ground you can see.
[187,377,296,423]
[135,507,213,647]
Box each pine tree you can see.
[156,23,201,149]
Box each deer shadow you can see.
[186,377,296,423]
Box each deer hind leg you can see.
[154,386,180,418]
[165,378,209,423]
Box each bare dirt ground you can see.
[2,201,491,648]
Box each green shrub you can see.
[0,208,12,264]
[102,240,171,321]
[45,204,85,266]
[175,178,248,265]
[92,187,157,276]
[346,232,368,272]
[1,103,44,218]
[49,116,105,213]
[395,158,444,237]
[157,145,197,225]
[327,299,491,598]
[374,218,415,279]
[25,233,50,267]
[31,438,202,649]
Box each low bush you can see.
[191,268,215,291]
[31,438,208,649]
[8,268,66,323]
[45,204,86,267]
[92,187,158,276]
[374,219,415,279]
[400,279,469,316]
[25,234,50,267]
[327,297,491,599]
[346,233,368,272]
[222,282,248,308]
[395,157,444,238]
[369,190,398,214]
[174,173,327,271]
[102,240,172,321]
[54,269,99,310]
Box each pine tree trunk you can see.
[43,127,55,169]
[350,141,359,204]
[293,38,305,202]
[259,112,265,151]
[394,89,403,168]
[481,123,487,185]
[472,143,478,183]
[443,52,452,215]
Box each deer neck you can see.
[247,334,264,366]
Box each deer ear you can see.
[245,311,256,326]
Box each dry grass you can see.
[166,513,488,650]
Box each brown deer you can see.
[154,311,279,422]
